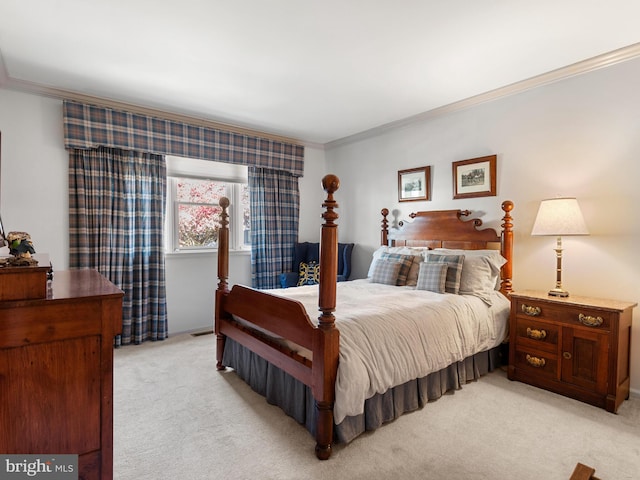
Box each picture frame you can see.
[398,166,430,202]
[452,155,497,199]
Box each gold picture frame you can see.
[452,155,497,199]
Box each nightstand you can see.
[508,290,636,413]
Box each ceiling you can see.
[1,1,640,146]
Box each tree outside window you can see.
[176,178,226,248]
[169,176,249,251]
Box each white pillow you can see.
[433,248,507,304]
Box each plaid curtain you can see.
[249,167,300,289]
[69,147,168,345]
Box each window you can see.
[165,157,250,253]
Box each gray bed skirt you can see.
[222,338,504,444]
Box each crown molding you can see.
[3,43,640,151]
[325,42,640,150]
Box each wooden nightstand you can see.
[508,290,636,413]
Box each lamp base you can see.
[548,288,569,298]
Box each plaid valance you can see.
[63,101,305,177]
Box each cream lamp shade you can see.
[531,197,589,237]
[531,197,589,297]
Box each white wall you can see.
[0,92,68,267]
[0,88,327,334]
[326,57,640,393]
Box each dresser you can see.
[508,290,636,413]
[0,269,123,480]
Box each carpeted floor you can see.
[113,333,640,479]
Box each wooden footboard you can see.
[215,174,341,460]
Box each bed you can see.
[214,174,514,459]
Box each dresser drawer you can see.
[514,317,558,354]
[515,298,612,330]
[513,348,558,380]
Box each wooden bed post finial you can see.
[381,208,389,246]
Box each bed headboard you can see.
[380,202,514,295]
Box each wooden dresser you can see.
[0,269,123,480]
[508,290,636,413]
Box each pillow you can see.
[297,261,320,286]
[367,246,429,282]
[370,259,403,285]
[434,248,507,291]
[426,253,465,294]
[393,247,430,286]
[380,253,415,286]
[416,262,448,293]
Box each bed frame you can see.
[214,174,514,460]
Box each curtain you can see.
[249,167,300,289]
[69,147,168,345]
[63,100,304,177]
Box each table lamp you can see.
[531,197,589,297]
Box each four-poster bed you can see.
[214,174,514,459]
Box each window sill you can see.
[165,248,251,258]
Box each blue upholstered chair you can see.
[279,242,354,288]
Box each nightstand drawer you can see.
[514,317,558,354]
[513,349,557,379]
[515,298,612,330]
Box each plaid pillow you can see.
[380,253,415,286]
[426,253,465,294]
[297,261,320,286]
[416,262,448,293]
[370,259,402,285]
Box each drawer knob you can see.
[522,304,541,317]
[526,327,547,340]
[578,313,603,327]
[563,351,572,360]
[525,354,546,368]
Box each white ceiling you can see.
[1,1,640,145]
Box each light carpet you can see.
[113,333,640,479]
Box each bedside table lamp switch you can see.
[531,197,589,297]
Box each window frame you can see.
[165,157,250,255]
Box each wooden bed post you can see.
[500,200,514,295]
[381,208,389,246]
[313,174,341,460]
[215,196,230,371]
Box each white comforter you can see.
[268,279,510,425]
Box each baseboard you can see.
[630,387,640,399]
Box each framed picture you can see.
[398,166,430,202]
[452,155,497,199]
